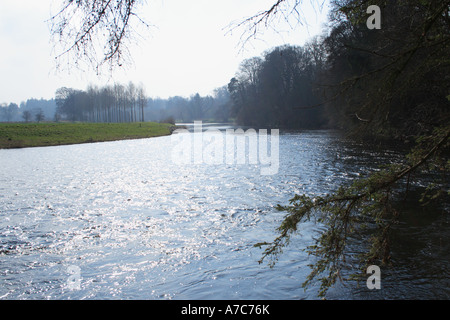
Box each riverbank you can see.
[0,122,176,149]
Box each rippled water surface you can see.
[0,126,448,299]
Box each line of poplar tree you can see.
[55,82,147,123]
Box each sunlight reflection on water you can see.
[0,128,448,299]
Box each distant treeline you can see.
[228,42,327,129]
[0,99,57,123]
[0,85,233,124]
[146,87,232,124]
[54,83,232,124]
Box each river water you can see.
[0,124,448,300]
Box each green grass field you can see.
[0,122,175,149]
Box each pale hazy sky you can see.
[0,0,329,105]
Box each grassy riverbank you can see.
[0,122,175,149]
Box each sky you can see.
[0,0,329,105]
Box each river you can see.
[0,124,448,299]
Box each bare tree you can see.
[22,110,32,123]
[49,0,149,72]
[225,0,324,51]
[137,83,147,122]
[127,81,137,122]
[35,108,45,123]
[49,0,321,70]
